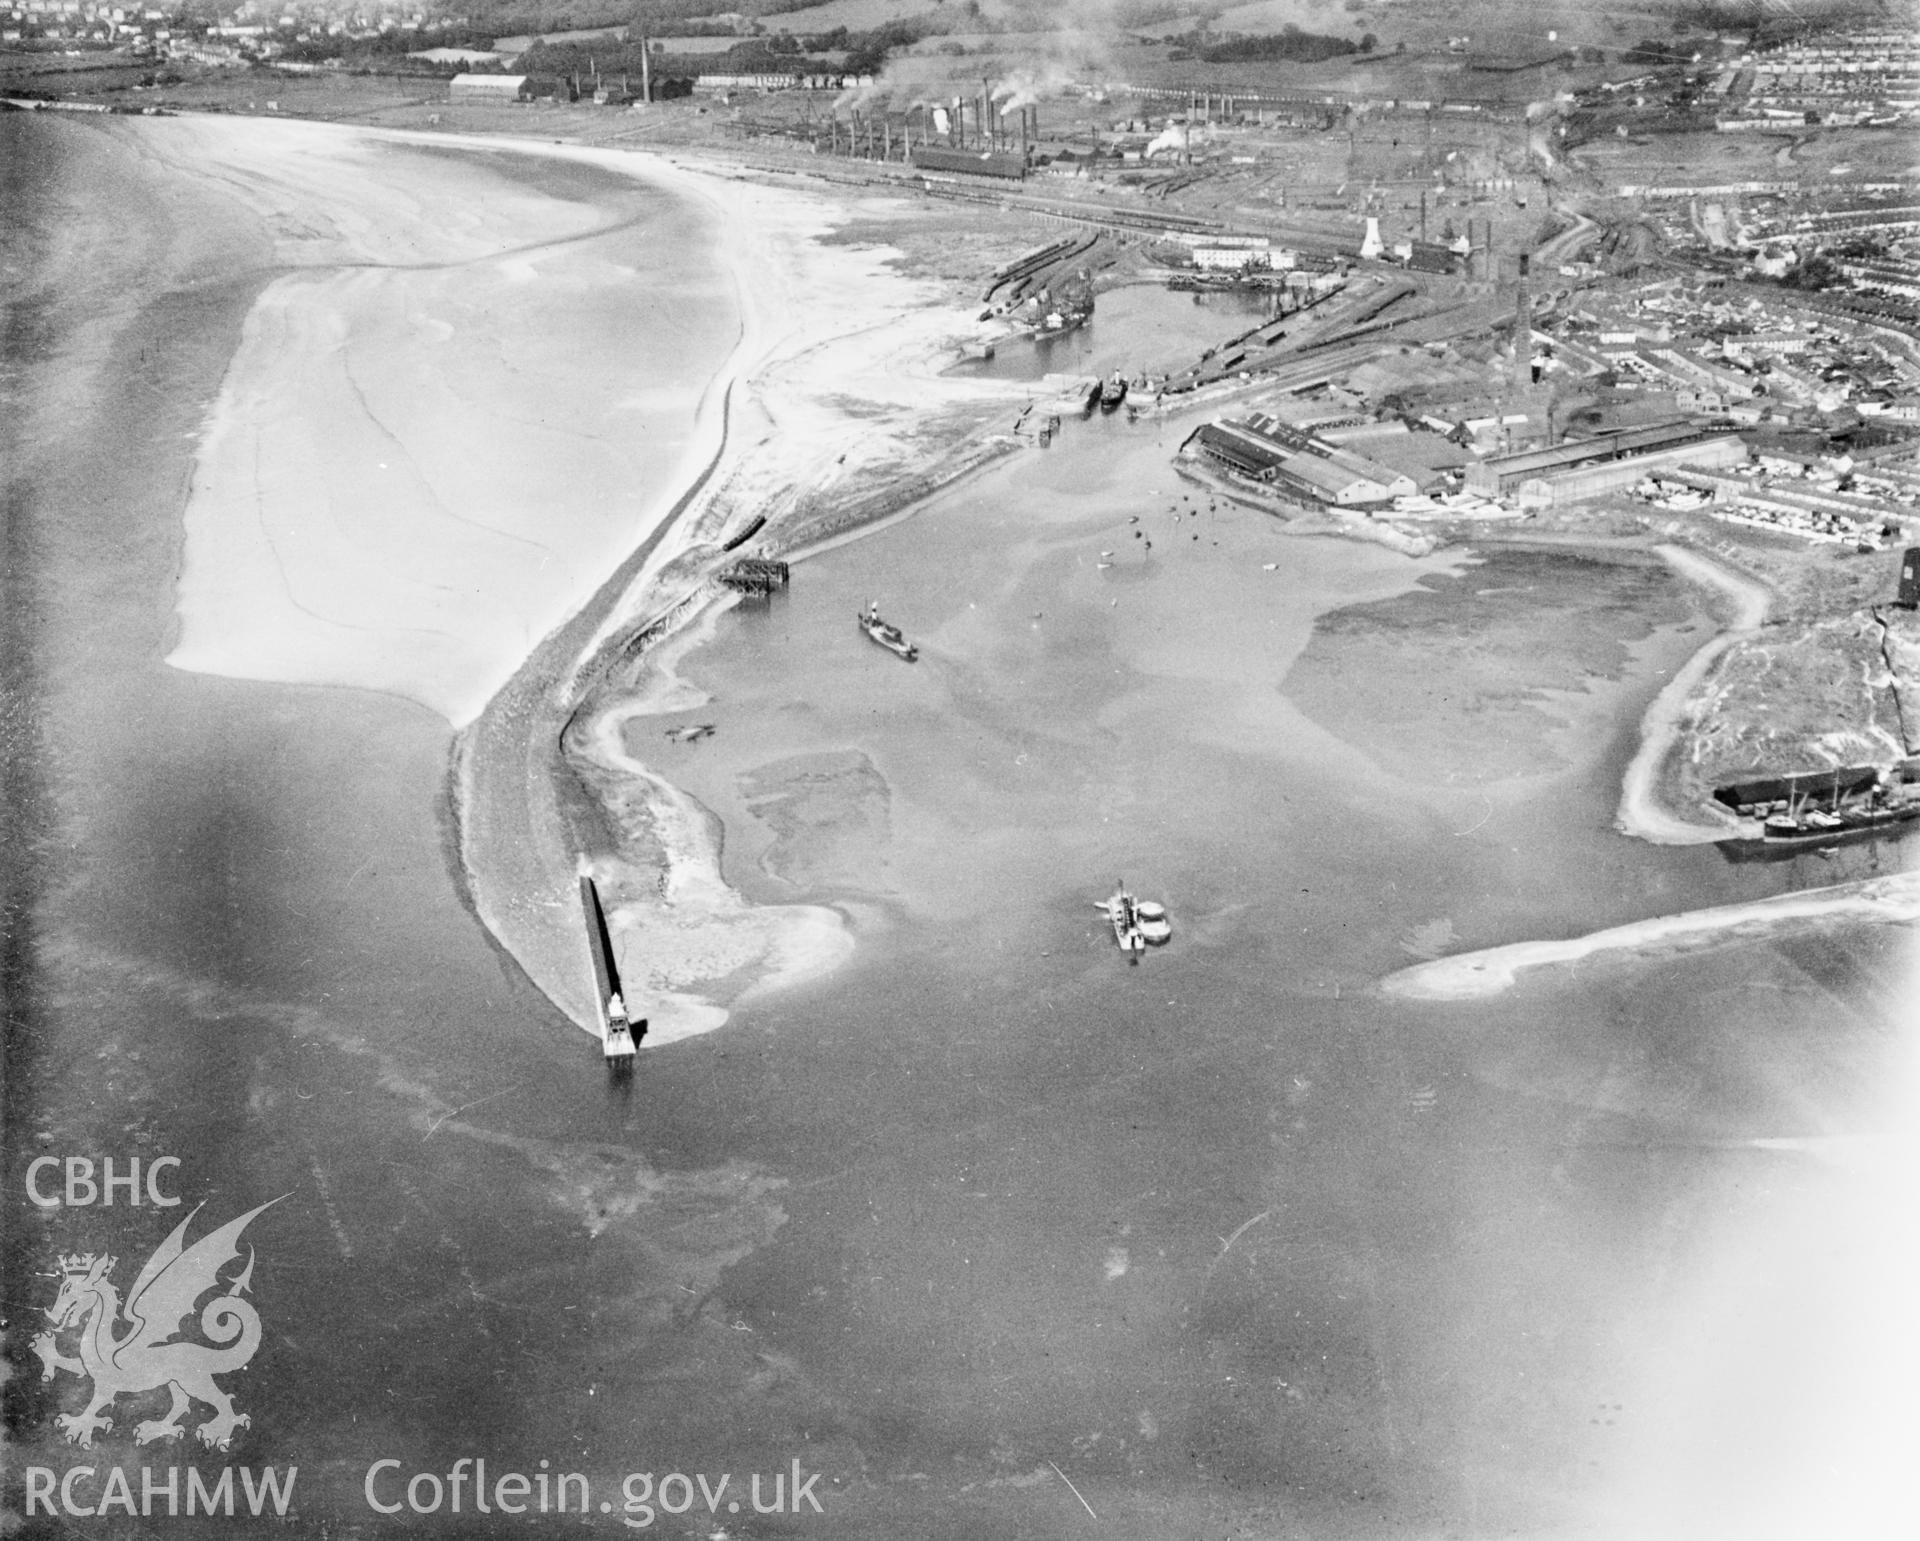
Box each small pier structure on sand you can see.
[717,558,790,598]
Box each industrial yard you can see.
[7,0,1918,831]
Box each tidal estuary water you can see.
[610,405,1920,1539]
[6,113,1916,1541]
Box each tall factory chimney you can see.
[1469,217,1492,282]
[1419,189,1427,243]
[639,36,651,103]
[1513,251,1533,393]
[1899,547,1920,609]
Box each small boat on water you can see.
[1099,372,1129,412]
[1095,882,1169,961]
[1030,271,1094,341]
[1135,900,1172,945]
[859,602,918,661]
[1034,308,1089,341]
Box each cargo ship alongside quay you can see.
[1026,270,1094,342]
[1714,764,1920,856]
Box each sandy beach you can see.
[1380,870,1920,999]
[142,114,1045,1044]
[1614,543,1775,845]
[162,117,736,726]
[563,642,856,1046]
[162,119,1026,728]
[6,111,823,1510]
[465,155,1058,1046]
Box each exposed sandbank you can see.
[573,693,854,1045]
[1614,543,1774,845]
[147,113,1034,1044]
[162,118,1024,730]
[557,155,1042,679]
[430,139,1035,1044]
[1380,871,1920,1000]
[162,115,730,727]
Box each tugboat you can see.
[858,600,918,661]
[1031,270,1094,341]
[1099,371,1129,412]
[1096,881,1168,960]
[1034,306,1089,342]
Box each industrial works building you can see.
[1237,416,1418,503]
[1514,437,1750,509]
[1466,421,1749,506]
[1187,421,1416,505]
[1191,423,1283,481]
[910,148,1027,181]
[449,73,529,103]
